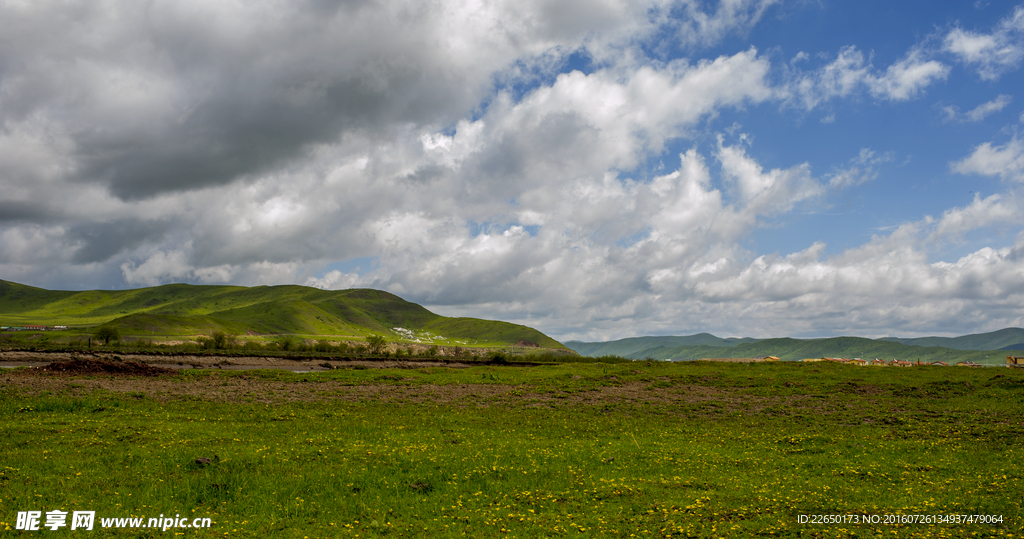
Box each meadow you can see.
[1,360,1021,538]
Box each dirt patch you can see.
[35,359,177,377]
[834,381,887,395]
[0,350,543,370]
[0,371,787,415]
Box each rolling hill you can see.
[0,280,565,349]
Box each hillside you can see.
[0,280,565,349]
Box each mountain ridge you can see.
[567,329,1024,365]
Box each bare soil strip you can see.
[0,358,839,417]
[36,359,176,376]
[0,350,506,370]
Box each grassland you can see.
[0,280,565,351]
[1,360,1021,538]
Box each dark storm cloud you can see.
[0,1,499,200]
[72,61,479,200]
[68,218,172,263]
[74,86,351,199]
[0,201,54,223]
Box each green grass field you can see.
[1,360,1021,538]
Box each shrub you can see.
[212,331,236,349]
[366,335,387,356]
[94,326,120,346]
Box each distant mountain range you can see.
[876,328,1024,351]
[566,328,1024,365]
[0,279,565,349]
[567,333,760,357]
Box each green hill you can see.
[0,280,566,349]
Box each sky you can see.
[2,0,1024,342]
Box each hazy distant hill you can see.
[567,332,1023,366]
[565,333,760,358]
[877,327,1024,351]
[0,280,565,348]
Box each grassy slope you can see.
[0,280,78,315]
[424,318,563,348]
[0,280,566,348]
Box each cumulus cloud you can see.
[944,5,1024,80]
[788,46,949,109]
[120,251,192,287]
[951,137,1024,181]
[0,0,694,201]
[716,136,821,211]
[3,0,1024,341]
[867,49,950,100]
[928,193,1022,242]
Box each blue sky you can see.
[2,0,1023,341]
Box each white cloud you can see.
[928,193,1022,242]
[306,270,363,291]
[121,251,192,287]
[951,138,1024,181]
[944,5,1024,80]
[716,136,822,211]
[789,46,948,109]
[942,96,1015,123]
[867,50,950,101]
[790,46,870,108]
[827,148,895,189]
[672,0,779,47]
[3,0,1024,342]
[966,94,1013,121]
[943,94,1014,122]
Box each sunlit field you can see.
[1,361,1021,538]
